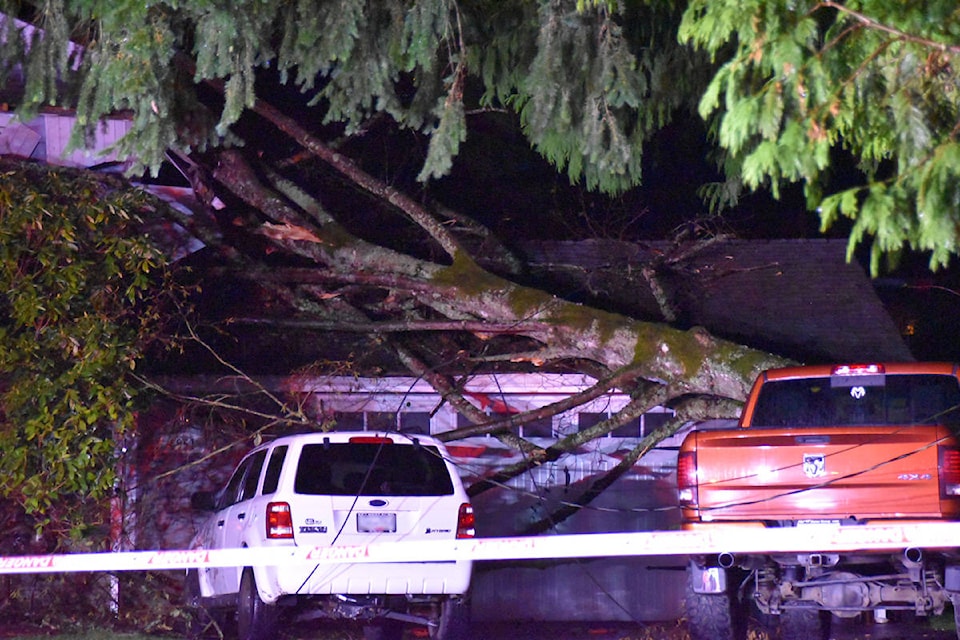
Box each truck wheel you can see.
[237,569,278,640]
[685,581,744,640]
[950,594,960,640]
[953,595,960,640]
[429,597,471,640]
[780,607,826,640]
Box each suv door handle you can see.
[217,519,225,527]
[237,513,246,520]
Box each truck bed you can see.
[687,424,953,522]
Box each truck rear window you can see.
[294,443,455,496]
[751,374,960,427]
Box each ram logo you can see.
[803,453,826,478]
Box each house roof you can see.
[520,238,913,364]
[157,237,912,377]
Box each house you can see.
[125,237,913,622]
[0,100,918,622]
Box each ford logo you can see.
[369,499,388,507]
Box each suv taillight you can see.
[349,436,394,444]
[939,447,960,498]
[456,503,475,539]
[677,450,699,507]
[267,502,294,539]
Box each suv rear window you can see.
[294,443,455,496]
[751,374,960,427]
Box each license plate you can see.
[357,512,397,533]
[796,519,841,527]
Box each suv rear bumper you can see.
[258,560,473,601]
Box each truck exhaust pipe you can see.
[904,547,923,566]
[718,552,736,569]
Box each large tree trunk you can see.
[207,147,788,408]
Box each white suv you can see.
[185,431,475,640]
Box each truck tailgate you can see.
[691,425,947,521]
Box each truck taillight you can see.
[267,502,294,539]
[677,450,698,507]
[456,503,475,539]
[939,447,960,498]
[832,363,885,376]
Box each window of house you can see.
[521,416,553,438]
[399,412,431,434]
[333,411,364,431]
[367,411,397,431]
[579,411,673,437]
[643,411,674,435]
[578,412,608,433]
[611,417,642,438]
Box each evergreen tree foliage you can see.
[3,1,960,264]
[680,0,960,271]
[0,0,707,193]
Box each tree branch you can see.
[391,340,541,453]
[250,99,465,260]
[820,1,960,54]
[465,385,665,498]
[519,410,685,534]
[438,364,650,442]
[228,317,549,335]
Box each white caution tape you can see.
[4,522,960,575]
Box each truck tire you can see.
[953,595,960,640]
[685,581,744,640]
[237,569,278,640]
[780,606,826,640]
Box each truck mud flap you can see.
[690,562,728,594]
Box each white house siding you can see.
[42,112,131,167]
[0,112,41,157]
[0,110,131,167]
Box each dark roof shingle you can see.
[521,238,912,363]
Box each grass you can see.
[3,633,163,640]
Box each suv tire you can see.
[430,597,470,640]
[237,568,278,640]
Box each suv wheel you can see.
[429,597,470,640]
[685,580,744,640]
[237,568,278,640]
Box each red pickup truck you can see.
[678,363,960,640]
